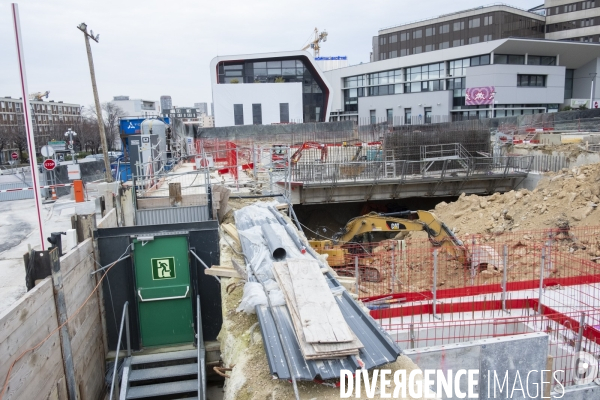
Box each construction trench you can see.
[4,113,600,400]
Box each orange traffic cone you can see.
[51,187,58,201]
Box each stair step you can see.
[126,379,198,399]
[129,363,198,382]
[131,349,197,366]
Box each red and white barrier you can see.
[0,183,74,193]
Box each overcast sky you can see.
[1,0,543,110]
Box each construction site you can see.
[3,109,600,400]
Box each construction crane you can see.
[29,91,50,101]
[301,28,328,57]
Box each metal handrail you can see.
[197,295,207,400]
[109,302,131,400]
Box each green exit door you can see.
[133,236,194,347]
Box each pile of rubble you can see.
[434,163,600,236]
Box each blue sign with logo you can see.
[120,117,170,134]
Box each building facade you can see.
[210,51,332,127]
[160,95,172,112]
[194,102,208,115]
[545,0,600,42]
[373,3,600,63]
[111,96,160,117]
[0,96,81,159]
[328,38,600,123]
[372,5,545,62]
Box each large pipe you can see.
[268,206,306,254]
[261,224,287,261]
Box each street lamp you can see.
[77,22,112,182]
[64,128,77,164]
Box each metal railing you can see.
[109,302,131,400]
[290,155,533,185]
[197,295,206,400]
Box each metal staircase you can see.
[109,297,207,400]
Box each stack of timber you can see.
[273,258,363,360]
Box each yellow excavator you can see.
[308,210,468,281]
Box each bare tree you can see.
[87,102,125,151]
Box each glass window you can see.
[380,37,386,45]
[426,27,434,37]
[439,24,449,34]
[280,103,289,123]
[517,75,547,87]
[370,110,376,125]
[453,39,464,47]
[469,18,480,28]
[390,34,397,43]
[468,36,480,44]
[494,54,508,64]
[405,108,412,124]
[413,46,422,54]
[508,55,525,64]
[483,34,493,41]
[400,49,408,56]
[400,32,408,41]
[440,41,449,49]
[387,109,393,123]
[252,104,262,125]
[413,30,422,39]
[453,21,464,31]
[565,69,574,99]
[389,50,397,58]
[234,104,243,125]
[425,44,434,52]
[484,15,493,26]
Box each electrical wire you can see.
[0,253,125,400]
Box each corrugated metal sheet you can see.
[0,181,34,202]
[235,204,402,381]
[136,205,209,226]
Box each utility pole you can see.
[77,22,113,182]
[590,73,598,110]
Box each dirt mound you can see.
[433,163,600,235]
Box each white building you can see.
[210,51,332,127]
[211,39,600,126]
[111,96,160,117]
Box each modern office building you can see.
[328,38,600,123]
[160,95,172,112]
[194,102,209,115]
[210,51,331,127]
[0,96,81,156]
[111,96,160,117]
[545,0,600,42]
[372,4,545,62]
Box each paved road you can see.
[0,197,96,314]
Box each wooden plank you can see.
[2,333,66,400]
[273,263,361,359]
[97,208,117,229]
[77,342,104,400]
[221,223,241,247]
[0,278,54,344]
[68,296,99,352]
[287,258,353,343]
[59,239,93,276]
[205,266,240,278]
[169,182,182,207]
[50,248,79,400]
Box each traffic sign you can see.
[41,145,55,157]
[11,152,18,160]
[43,159,56,171]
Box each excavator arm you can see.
[333,210,468,264]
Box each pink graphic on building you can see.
[465,86,496,105]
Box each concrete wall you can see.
[212,82,303,127]
[466,64,566,104]
[358,90,452,122]
[405,333,550,399]
[572,58,600,100]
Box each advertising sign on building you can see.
[162,108,197,118]
[465,87,496,105]
[570,99,591,108]
[48,140,66,151]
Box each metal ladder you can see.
[384,150,396,178]
[109,297,207,400]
